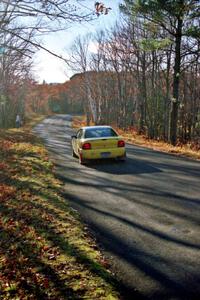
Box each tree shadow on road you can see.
[84,156,162,175]
[61,190,200,300]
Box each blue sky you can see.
[34,0,123,83]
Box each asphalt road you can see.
[34,115,200,300]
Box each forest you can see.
[0,0,200,146]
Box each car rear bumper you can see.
[80,148,126,160]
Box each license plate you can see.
[101,152,111,158]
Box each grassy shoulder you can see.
[73,116,200,161]
[0,117,120,300]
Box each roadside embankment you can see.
[0,116,120,300]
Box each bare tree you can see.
[66,34,98,124]
[0,25,35,127]
[0,0,95,60]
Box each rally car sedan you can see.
[71,126,126,164]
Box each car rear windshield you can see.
[84,127,118,138]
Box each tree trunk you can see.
[170,16,183,145]
[165,46,172,142]
[139,53,147,134]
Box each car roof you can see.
[81,126,113,130]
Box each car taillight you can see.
[82,142,91,150]
[118,140,125,147]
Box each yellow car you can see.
[71,126,126,164]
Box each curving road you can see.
[34,115,200,300]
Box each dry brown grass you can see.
[119,128,200,160]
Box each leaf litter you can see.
[0,125,120,300]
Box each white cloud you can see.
[34,50,70,83]
[88,41,98,54]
